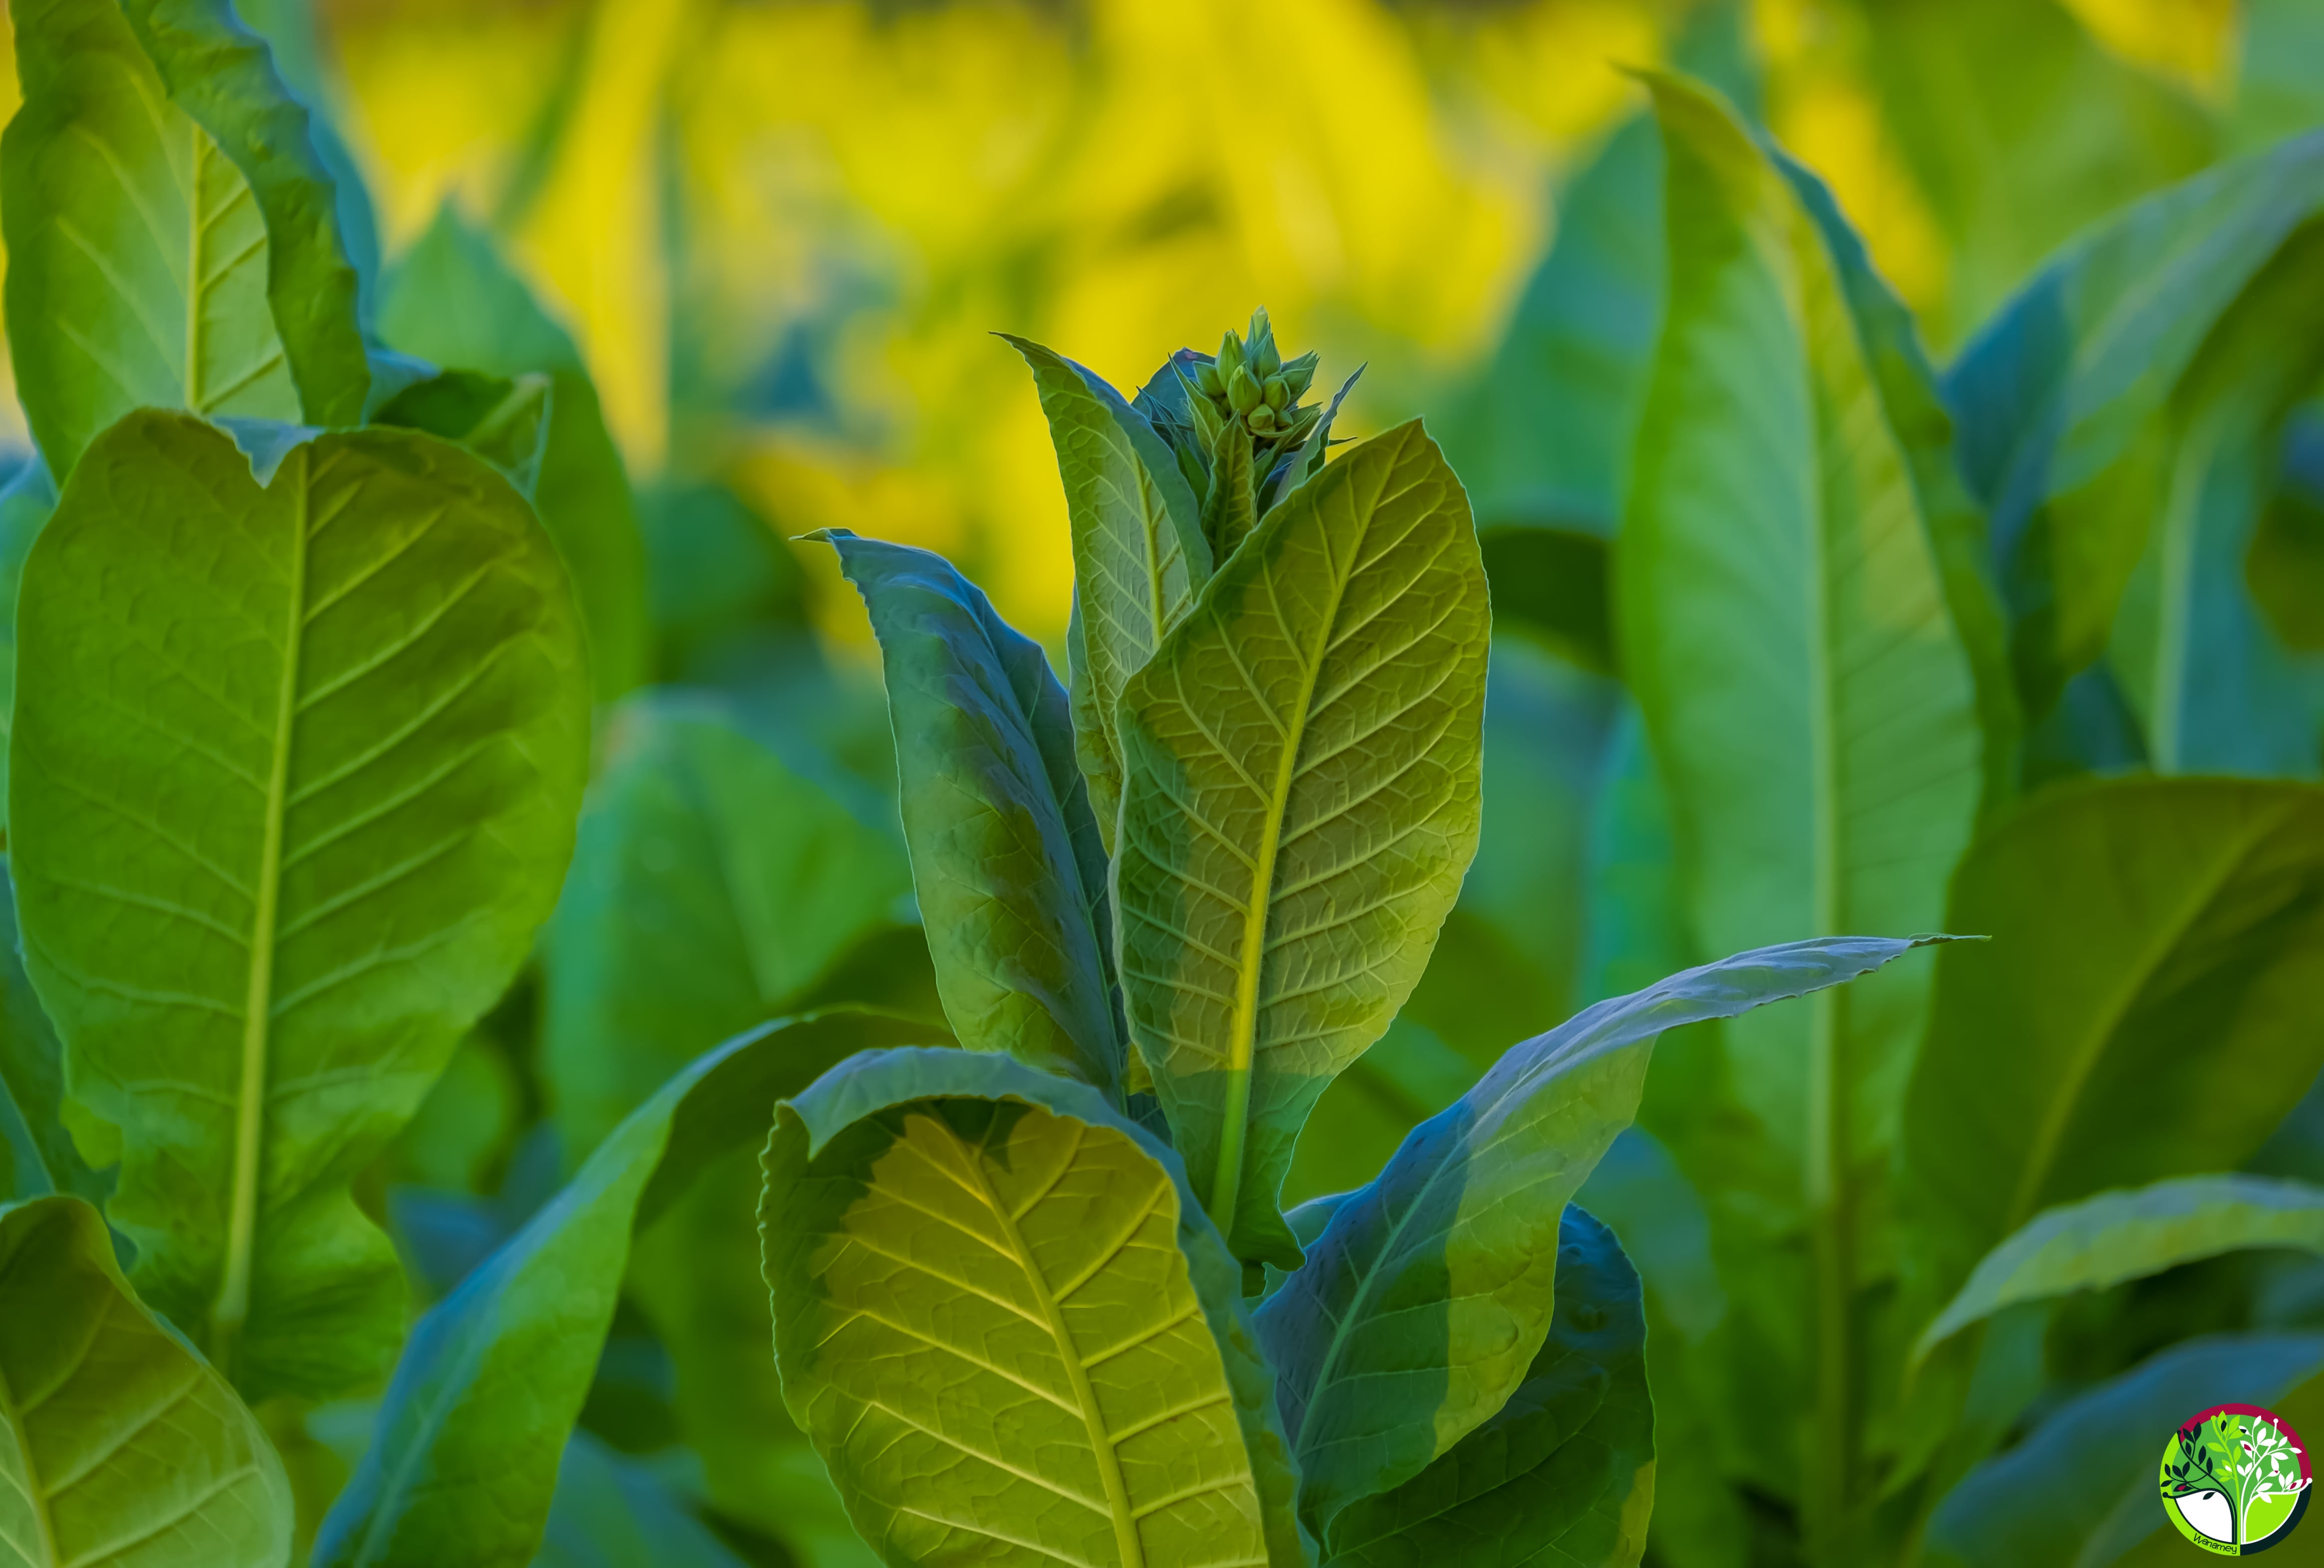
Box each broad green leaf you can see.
[1923,1333,2324,1568]
[1437,114,1664,537]
[532,1431,748,1568]
[761,1045,1312,1568]
[1113,419,1489,1269]
[1004,335,1208,849]
[1915,1175,2324,1362]
[0,0,369,479]
[379,204,649,700]
[544,695,913,1158]
[1203,420,1259,564]
[10,410,590,1398]
[0,458,58,837]
[1626,74,1982,1177]
[0,1193,293,1568]
[374,368,554,501]
[819,529,1126,1100]
[1322,1205,1654,1568]
[1255,935,1944,1536]
[1900,780,2324,1307]
[313,1011,937,1568]
[1944,129,2324,721]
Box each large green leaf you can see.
[1321,1205,1654,1568]
[1626,71,1982,1179]
[0,0,369,480]
[543,695,914,1159]
[9,410,590,1399]
[819,530,1126,1100]
[1923,1333,2324,1568]
[1005,336,1208,848]
[314,1011,937,1568]
[1944,129,2324,721]
[1916,1175,2324,1362]
[0,1193,293,1568]
[1113,419,1488,1268]
[1899,779,2324,1306]
[761,1045,1312,1568]
[379,205,649,700]
[1255,936,1943,1537]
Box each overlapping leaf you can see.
[1113,419,1488,1269]
[0,1193,293,1568]
[9,410,589,1399]
[762,1045,1311,1568]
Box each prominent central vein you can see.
[966,1131,1147,1568]
[211,448,307,1375]
[184,120,207,411]
[0,1352,58,1567]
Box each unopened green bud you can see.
[1227,364,1262,415]
[1195,360,1225,398]
[1245,307,1278,375]
[1217,331,1245,379]
[1263,374,1289,410]
[1247,403,1278,435]
[1281,351,1319,399]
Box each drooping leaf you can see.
[379,204,649,699]
[1944,128,2324,721]
[0,0,370,480]
[1322,1205,1654,1568]
[1005,335,1208,847]
[761,1045,1312,1568]
[1900,779,2324,1309]
[817,529,1126,1100]
[9,410,590,1399]
[0,1193,294,1568]
[1923,1333,2324,1568]
[313,1011,938,1568]
[1626,73,1983,1178]
[374,368,554,501]
[544,693,914,1160]
[1113,419,1489,1269]
[1255,935,1945,1536]
[1915,1175,2324,1361]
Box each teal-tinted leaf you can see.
[1945,130,2324,721]
[0,1193,293,1568]
[532,1431,748,1568]
[379,204,648,699]
[1438,115,1663,536]
[1115,420,1487,1269]
[0,0,368,479]
[1917,1175,2324,1362]
[1279,366,1364,500]
[1004,335,1208,847]
[10,410,589,1399]
[1627,74,1982,1175]
[1203,418,1260,565]
[375,368,554,500]
[1924,1333,2324,1568]
[1256,935,1943,1536]
[818,529,1126,1100]
[1900,779,2324,1308]
[0,457,58,836]
[0,860,103,1207]
[1579,705,1685,1007]
[1322,1205,1654,1568]
[634,480,812,685]
[761,1045,1312,1568]
[314,1011,937,1568]
[544,693,914,1160]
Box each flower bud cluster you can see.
[1189,308,1323,445]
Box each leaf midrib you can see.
[210,449,308,1372]
[0,1351,59,1567]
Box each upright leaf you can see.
[1625,71,1982,1182]
[543,695,914,1159]
[1916,1175,2324,1360]
[819,530,1126,1100]
[379,205,650,699]
[313,1011,937,1568]
[1945,129,2324,720]
[0,1193,293,1568]
[1,0,369,479]
[10,410,589,1399]
[1005,336,1208,846]
[1256,935,1941,1535]
[762,1045,1312,1568]
[1114,419,1488,1269]
[1321,1205,1655,1568]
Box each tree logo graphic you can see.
[2161,1405,2313,1555]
